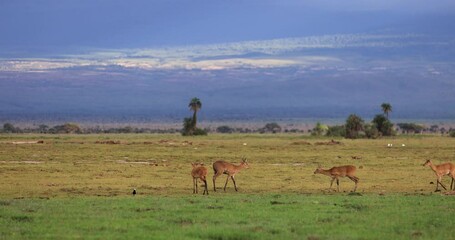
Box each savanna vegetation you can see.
[1,133,455,239]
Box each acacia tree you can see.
[188,97,202,131]
[262,122,282,133]
[345,114,364,139]
[381,103,392,119]
[3,123,16,133]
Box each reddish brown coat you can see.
[191,163,208,195]
[213,158,249,192]
[314,165,359,192]
[423,160,455,191]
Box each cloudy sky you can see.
[1,0,455,121]
[1,0,454,51]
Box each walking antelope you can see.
[213,158,249,192]
[423,160,455,191]
[314,165,359,192]
[191,163,208,195]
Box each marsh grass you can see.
[1,134,455,239]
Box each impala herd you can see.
[190,158,455,195]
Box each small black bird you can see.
[132,188,137,196]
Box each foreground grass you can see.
[1,194,453,240]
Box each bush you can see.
[450,131,455,137]
[193,128,208,136]
[397,123,425,134]
[311,122,328,136]
[345,114,364,139]
[261,122,282,133]
[372,114,395,136]
[216,125,234,133]
[49,123,81,134]
[2,123,22,133]
[364,124,380,139]
[181,117,194,136]
[326,125,345,137]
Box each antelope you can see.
[422,160,455,191]
[314,165,359,192]
[191,163,208,195]
[213,158,249,192]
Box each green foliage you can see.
[397,123,425,134]
[182,117,207,136]
[188,97,202,112]
[181,117,194,136]
[261,122,282,133]
[216,125,234,133]
[2,123,20,133]
[37,124,49,133]
[311,122,328,136]
[364,123,380,139]
[449,130,455,137]
[193,128,208,135]
[381,102,392,118]
[49,123,82,134]
[345,114,364,139]
[372,114,395,137]
[183,97,204,136]
[326,125,345,137]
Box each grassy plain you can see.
[1,134,455,239]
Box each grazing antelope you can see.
[314,165,359,192]
[213,158,249,192]
[422,160,455,191]
[191,163,208,195]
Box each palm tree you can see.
[188,97,202,130]
[381,103,392,119]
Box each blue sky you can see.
[1,0,454,52]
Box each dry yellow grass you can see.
[1,134,454,198]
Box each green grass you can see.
[1,194,453,239]
[1,134,455,239]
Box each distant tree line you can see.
[1,121,453,136]
[310,103,455,138]
[3,102,455,137]
[0,123,181,134]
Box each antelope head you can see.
[241,157,249,169]
[191,162,204,168]
[314,164,323,174]
[422,159,431,167]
